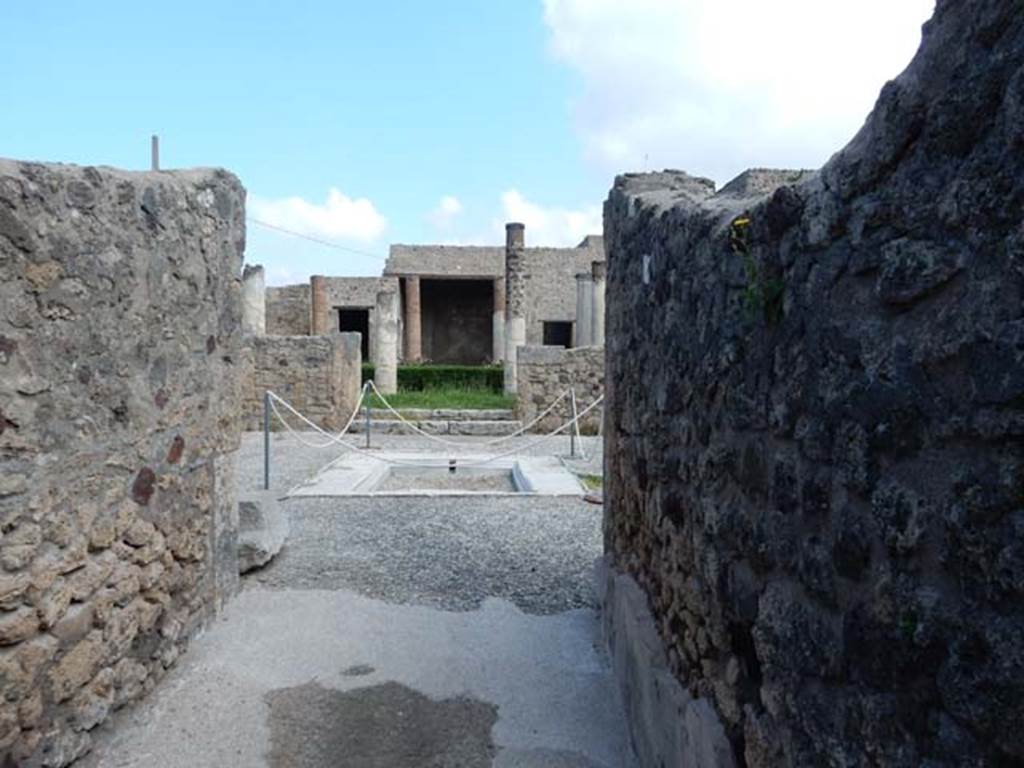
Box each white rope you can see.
[268,389,481,468]
[440,394,605,467]
[267,383,368,450]
[269,386,604,472]
[364,380,573,447]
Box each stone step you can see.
[357,408,517,422]
[349,418,525,437]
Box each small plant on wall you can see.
[730,215,784,326]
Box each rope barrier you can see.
[267,382,368,449]
[364,380,573,448]
[265,385,604,471]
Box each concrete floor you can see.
[83,433,634,768]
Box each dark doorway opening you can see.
[421,279,493,364]
[339,308,370,360]
[543,321,573,348]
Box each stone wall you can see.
[516,346,603,434]
[521,245,604,345]
[242,334,361,432]
[602,3,1024,765]
[0,159,245,766]
[323,276,399,360]
[266,284,310,336]
[322,275,396,311]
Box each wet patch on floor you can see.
[495,747,609,767]
[340,663,375,677]
[265,680,497,767]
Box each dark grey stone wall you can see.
[0,159,245,766]
[603,2,1024,765]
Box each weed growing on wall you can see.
[730,215,784,326]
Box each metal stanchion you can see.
[263,391,270,490]
[365,391,372,449]
[569,387,579,458]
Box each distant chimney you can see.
[151,135,160,171]
[505,222,525,250]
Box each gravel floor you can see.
[238,432,605,615]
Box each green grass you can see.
[365,387,516,411]
[579,473,604,491]
[362,363,504,391]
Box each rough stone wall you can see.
[603,3,1024,765]
[243,334,361,432]
[266,284,310,336]
[516,346,603,434]
[0,159,245,766]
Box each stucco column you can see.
[334,332,363,427]
[591,261,606,347]
[310,275,329,336]
[241,264,265,336]
[373,289,399,394]
[503,223,526,394]
[575,272,593,347]
[403,275,422,363]
[492,276,506,363]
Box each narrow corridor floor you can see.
[82,433,634,768]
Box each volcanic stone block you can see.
[602,2,1024,764]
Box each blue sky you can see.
[1,1,934,284]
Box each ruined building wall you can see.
[323,276,399,361]
[322,275,396,311]
[516,346,604,434]
[242,334,361,432]
[0,159,245,766]
[520,245,604,345]
[603,2,1024,765]
[266,284,311,336]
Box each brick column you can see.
[492,277,506,363]
[310,275,329,336]
[403,276,422,363]
[503,223,526,394]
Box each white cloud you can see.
[249,188,387,243]
[497,189,601,247]
[543,0,935,184]
[427,195,464,230]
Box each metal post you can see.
[570,387,579,458]
[263,391,270,490]
[365,396,372,449]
